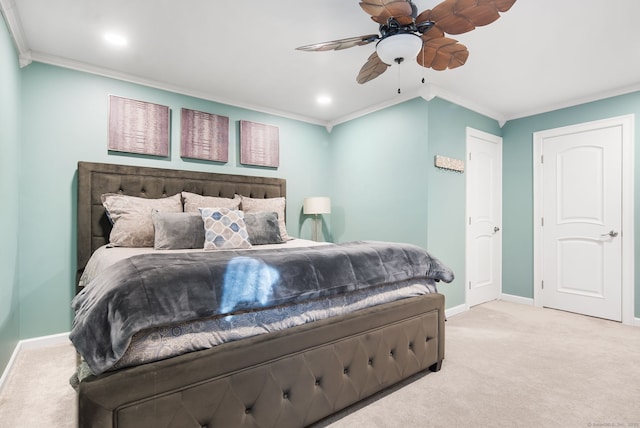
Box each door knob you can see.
[493,226,500,233]
[600,230,619,238]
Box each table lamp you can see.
[303,197,331,241]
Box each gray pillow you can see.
[244,211,283,245]
[240,195,290,240]
[152,211,205,250]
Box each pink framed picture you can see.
[240,120,279,168]
[108,95,169,157]
[181,108,229,162]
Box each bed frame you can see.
[76,161,445,428]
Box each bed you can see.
[73,161,451,428]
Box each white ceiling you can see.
[3,0,640,128]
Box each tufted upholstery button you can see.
[343,368,349,375]
[389,350,394,357]
[245,407,252,415]
[315,378,321,386]
[367,359,373,366]
[408,342,413,349]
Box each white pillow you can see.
[181,191,241,213]
[101,193,182,247]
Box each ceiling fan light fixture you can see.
[376,33,422,66]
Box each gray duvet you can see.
[70,240,454,375]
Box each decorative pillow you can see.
[240,196,290,240]
[199,208,252,250]
[182,192,241,213]
[101,193,183,247]
[152,211,205,250]
[244,211,283,245]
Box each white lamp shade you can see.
[375,33,423,65]
[303,197,331,215]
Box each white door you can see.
[466,128,502,307]
[539,123,623,321]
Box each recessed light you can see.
[103,33,128,46]
[317,95,332,105]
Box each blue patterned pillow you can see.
[199,208,252,250]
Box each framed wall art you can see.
[239,120,279,168]
[181,108,229,162]
[108,95,170,157]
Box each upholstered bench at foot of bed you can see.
[78,293,445,428]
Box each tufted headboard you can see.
[77,161,286,281]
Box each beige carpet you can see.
[0,338,77,427]
[1,300,639,427]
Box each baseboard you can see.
[0,341,22,396]
[18,331,70,350]
[445,303,468,318]
[499,293,534,306]
[0,332,70,395]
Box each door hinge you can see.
[541,217,544,227]
[468,217,471,225]
[541,155,544,164]
[469,281,471,290]
[541,280,544,290]
[469,152,472,161]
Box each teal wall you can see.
[330,98,429,245]
[330,96,501,309]
[502,92,640,317]
[18,62,331,339]
[0,14,21,375]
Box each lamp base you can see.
[312,215,320,242]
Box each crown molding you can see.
[326,88,422,131]
[327,82,508,130]
[21,49,639,132]
[29,51,330,128]
[504,82,640,123]
[0,0,32,66]
[420,84,508,126]
[32,51,510,133]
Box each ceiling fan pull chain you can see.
[421,47,426,84]
[396,57,403,94]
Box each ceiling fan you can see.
[296,0,517,84]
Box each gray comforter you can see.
[70,241,454,375]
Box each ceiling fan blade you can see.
[429,0,475,34]
[360,0,413,23]
[356,52,390,84]
[415,8,432,25]
[420,25,445,40]
[370,14,415,26]
[491,0,517,12]
[417,37,469,70]
[423,0,516,35]
[296,34,379,52]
